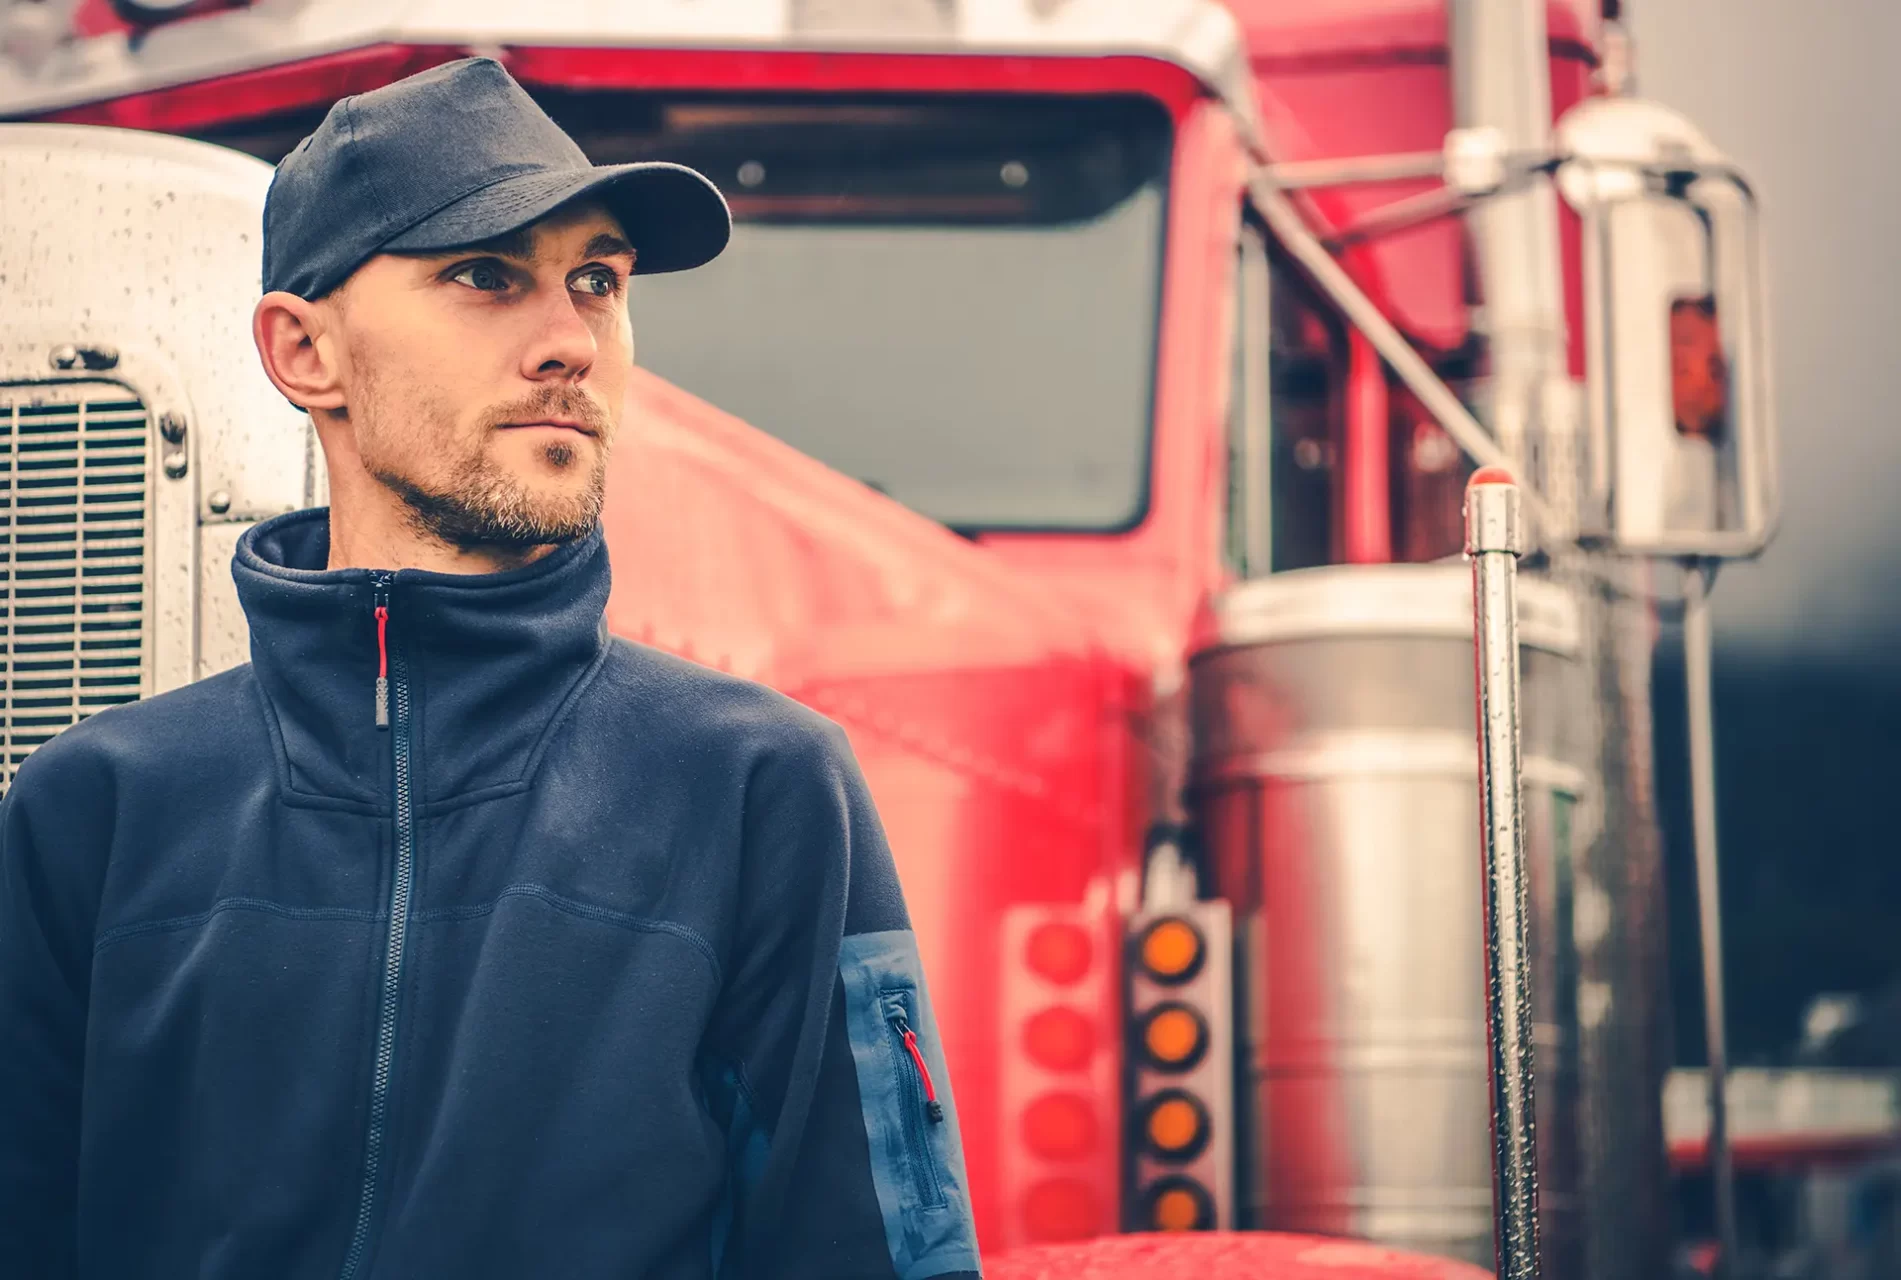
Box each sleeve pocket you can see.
[838,930,981,1280]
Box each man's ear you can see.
[253,291,347,413]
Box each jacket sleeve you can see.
[0,753,98,1279]
[705,712,981,1280]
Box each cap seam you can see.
[343,96,395,234]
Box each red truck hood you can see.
[600,368,1139,899]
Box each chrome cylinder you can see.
[1467,473,1541,1280]
[1188,562,1586,1277]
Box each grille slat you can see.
[0,386,150,789]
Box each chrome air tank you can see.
[1187,563,1587,1278]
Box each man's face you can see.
[322,201,635,551]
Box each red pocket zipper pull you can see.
[891,1011,945,1124]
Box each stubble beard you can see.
[357,370,613,555]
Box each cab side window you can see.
[1265,255,1348,573]
[1224,215,1350,579]
[1228,211,1482,574]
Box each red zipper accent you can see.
[372,579,392,730]
[901,1027,945,1122]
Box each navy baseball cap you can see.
[262,57,730,300]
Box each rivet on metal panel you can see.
[162,450,189,480]
[158,411,188,444]
[207,490,232,514]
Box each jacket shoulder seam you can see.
[515,627,613,790]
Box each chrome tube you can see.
[1265,150,1447,189]
[1448,0,1576,531]
[1467,470,1542,1280]
[1683,561,1738,1275]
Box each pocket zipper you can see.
[885,1000,947,1208]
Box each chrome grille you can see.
[0,384,150,788]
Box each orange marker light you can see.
[1136,917,1204,985]
[1154,1186,1201,1230]
[1139,1003,1207,1071]
[1025,921,1093,986]
[1143,1177,1214,1232]
[1139,1089,1209,1161]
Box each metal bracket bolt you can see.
[48,344,120,372]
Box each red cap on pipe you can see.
[1467,466,1516,488]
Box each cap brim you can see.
[380,162,731,275]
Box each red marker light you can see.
[1021,1091,1099,1160]
[1022,1006,1096,1073]
[1024,921,1092,986]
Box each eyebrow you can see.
[410,229,637,266]
[580,233,637,264]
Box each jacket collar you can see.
[232,507,611,810]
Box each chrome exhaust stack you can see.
[1467,467,1543,1280]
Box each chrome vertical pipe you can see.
[1467,468,1542,1280]
[1682,560,1739,1276]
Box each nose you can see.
[520,290,599,385]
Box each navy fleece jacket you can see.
[0,507,981,1280]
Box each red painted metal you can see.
[1222,0,1598,364]
[1343,331,1394,564]
[39,45,1209,130]
[41,44,462,131]
[71,0,247,39]
[987,1232,1495,1279]
[1669,1132,1901,1174]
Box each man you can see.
[0,58,981,1280]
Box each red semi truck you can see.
[0,0,1786,1276]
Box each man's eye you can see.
[572,268,622,299]
[449,262,510,292]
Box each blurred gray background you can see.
[1632,0,1901,1063]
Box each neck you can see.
[322,462,561,576]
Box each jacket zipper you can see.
[885,999,946,1209]
[372,577,390,731]
[339,572,415,1280]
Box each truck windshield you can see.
[196,91,1170,532]
[541,92,1172,533]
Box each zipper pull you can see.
[889,1009,945,1123]
[371,573,392,731]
